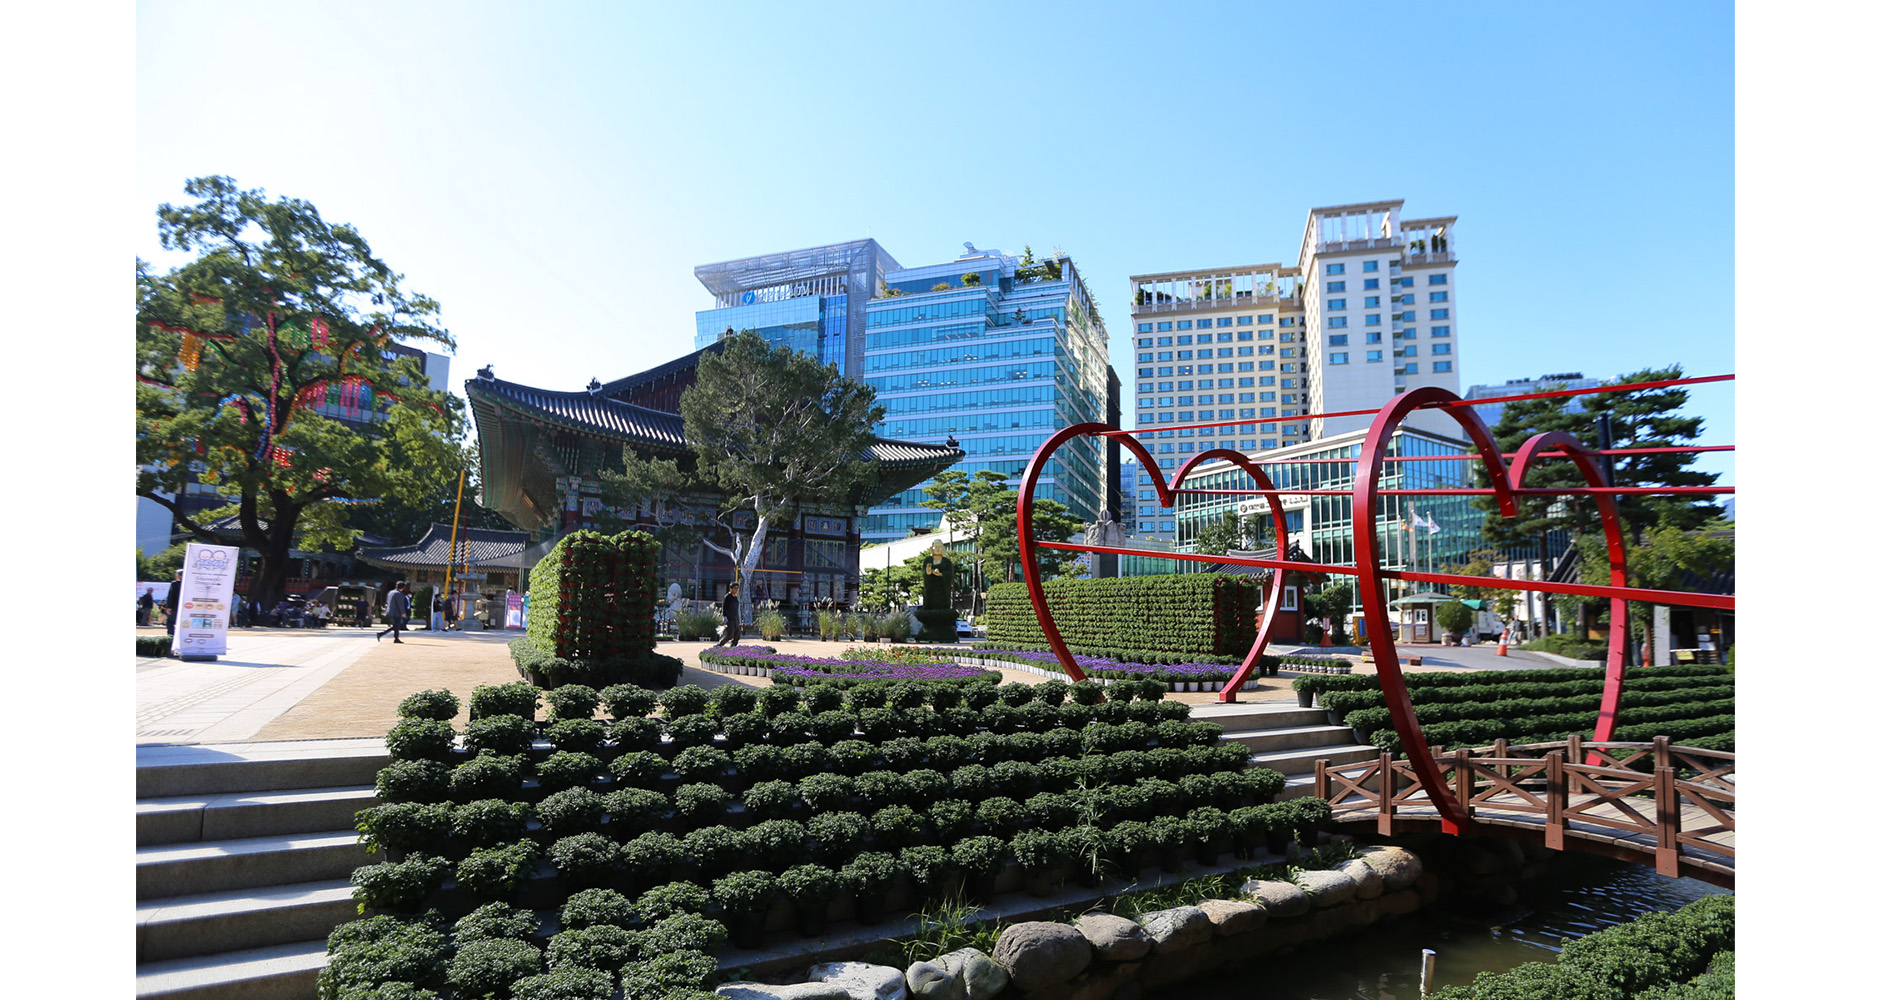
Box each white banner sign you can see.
[175,543,240,658]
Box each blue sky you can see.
[134,1,1736,482]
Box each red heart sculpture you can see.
[1012,386,1648,832]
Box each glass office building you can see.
[859,246,1113,543]
[693,239,899,380]
[1171,426,1481,612]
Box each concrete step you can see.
[138,831,377,901]
[137,739,390,799]
[139,786,380,846]
[1221,723,1359,754]
[1251,742,1381,784]
[1190,702,1330,732]
[1274,773,1319,802]
[138,879,357,963]
[136,939,328,1000]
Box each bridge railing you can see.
[1315,735,1734,879]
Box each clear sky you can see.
[134,0,1736,482]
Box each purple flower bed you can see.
[967,648,1251,684]
[699,645,999,684]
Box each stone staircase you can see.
[1189,702,1381,800]
[136,739,390,1000]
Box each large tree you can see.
[1193,511,1245,559]
[135,177,463,607]
[918,467,1083,605]
[602,330,882,618]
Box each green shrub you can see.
[350,855,449,913]
[951,835,1008,876]
[777,862,842,906]
[600,684,658,720]
[976,797,1026,837]
[560,888,639,931]
[470,681,538,722]
[839,851,899,895]
[397,689,460,721]
[354,802,453,856]
[464,713,536,758]
[537,786,607,836]
[929,799,976,842]
[656,686,708,719]
[547,718,607,754]
[385,718,457,762]
[318,914,449,999]
[512,966,614,1000]
[671,745,732,785]
[897,845,952,890]
[633,880,712,922]
[742,817,810,870]
[902,769,949,808]
[665,713,719,748]
[682,825,746,877]
[455,839,540,903]
[452,901,541,945]
[375,759,452,804]
[605,717,662,755]
[713,868,780,914]
[606,750,665,792]
[807,810,870,864]
[548,833,624,888]
[451,753,526,801]
[621,831,692,888]
[545,924,641,974]
[672,782,732,824]
[603,787,670,835]
[453,799,532,848]
[537,751,603,793]
[742,779,798,819]
[547,684,602,720]
[620,950,719,1000]
[446,926,543,996]
[136,634,172,657]
[798,772,855,813]
[870,805,926,850]
[758,685,801,716]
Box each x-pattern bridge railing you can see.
[1316,735,1734,884]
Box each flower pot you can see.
[793,901,831,938]
[726,910,768,950]
[1172,682,1187,693]
[853,893,887,926]
[1157,846,1187,873]
[1296,689,1315,708]
[1022,868,1056,898]
[1326,707,1346,727]
[1194,843,1221,867]
[962,872,997,904]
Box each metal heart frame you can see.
[1012,383,1735,833]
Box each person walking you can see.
[138,589,155,626]
[375,583,412,643]
[430,593,446,632]
[718,582,742,647]
[163,570,182,638]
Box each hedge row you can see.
[985,574,1259,657]
[1425,894,1734,1000]
[526,530,663,663]
[1316,673,1734,714]
[1341,686,1736,732]
[1292,662,1729,699]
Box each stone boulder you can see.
[1138,906,1214,954]
[807,962,905,1000]
[1195,899,1269,937]
[937,948,1009,1000]
[906,961,965,1000]
[1239,878,1311,917]
[1073,913,1153,962]
[1293,869,1357,908]
[1336,859,1384,900]
[991,922,1094,992]
[717,985,853,1000]
[1357,845,1423,891]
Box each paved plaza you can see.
[133,626,1578,746]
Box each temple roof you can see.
[356,523,535,570]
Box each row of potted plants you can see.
[1314,672,1736,715]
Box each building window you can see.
[1363,261,1379,272]
[1325,263,1345,275]
[1138,323,1154,332]
[1325,280,1345,292]
[1429,274,1448,285]
[1158,336,1172,346]
[1138,353,1153,363]
[1363,279,1379,290]
[1366,332,1382,344]
[1401,363,1418,374]
[1397,311,1415,322]
[1137,337,1153,347]
[1236,316,1252,326]
[1199,381,1214,390]
[1137,368,1152,377]
[1237,362,1254,372]
[1216,318,1233,328]
[1329,352,1348,364]
[1397,346,1415,357]
[1396,276,1414,287]
[1430,291,1448,302]
[1197,320,1214,329]
[1366,350,1383,362]
[1431,308,1449,320]
[1198,334,1213,344]
[1280,317,1295,326]
[1432,343,1451,355]
[1431,325,1450,337]
[1239,378,1254,387]
[1398,294,1415,305]
[1216,347,1233,358]
[1157,322,1173,331]
[1236,346,1253,356]
[1327,298,1345,310]
[1138,382,1154,392]
[1237,330,1252,340]
[1327,317,1347,328]
[1433,361,1452,372]
[1198,365,1213,374]
[1364,296,1380,308]
[1364,314,1381,325]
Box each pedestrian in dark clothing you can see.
[164,571,182,637]
[718,583,742,647]
[138,590,155,626]
[375,583,412,643]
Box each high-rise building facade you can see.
[1126,199,1460,543]
[693,239,900,380]
[1462,372,1601,429]
[859,246,1113,543]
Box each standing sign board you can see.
[175,543,240,660]
[504,591,524,629]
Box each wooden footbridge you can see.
[1315,735,1734,888]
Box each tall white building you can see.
[1126,199,1461,542]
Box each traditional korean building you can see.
[464,344,963,607]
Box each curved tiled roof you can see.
[357,523,533,569]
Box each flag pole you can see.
[444,468,467,607]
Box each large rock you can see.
[1138,906,1214,954]
[1073,913,1153,962]
[1336,859,1384,900]
[1376,888,1421,920]
[808,962,905,1000]
[1293,869,1357,908]
[1239,879,1311,917]
[1195,899,1268,937]
[991,922,1094,991]
[717,985,852,1000]
[938,948,1009,1000]
[907,961,965,1000]
[1357,845,1423,891]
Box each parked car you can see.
[955,618,975,640]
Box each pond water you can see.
[1195,857,1733,999]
